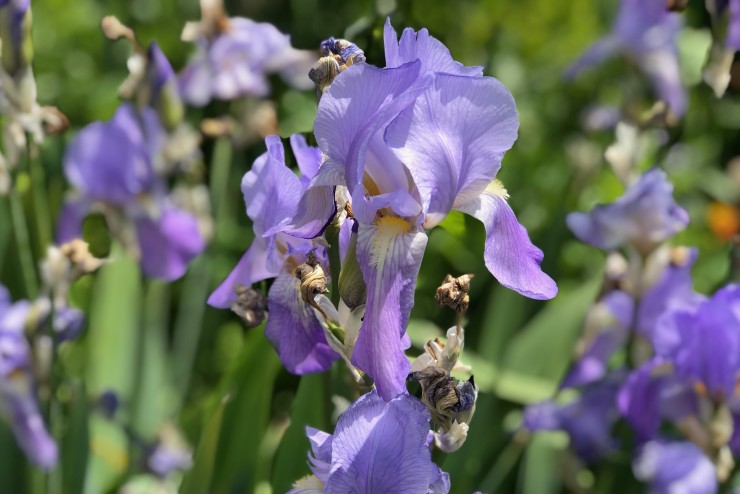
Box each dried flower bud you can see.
[40,106,69,136]
[407,367,477,432]
[435,274,474,313]
[310,37,365,101]
[230,284,267,328]
[309,56,341,100]
[665,0,688,11]
[295,253,328,304]
[101,16,136,44]
[59,239,105,276]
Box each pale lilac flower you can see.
[652,284,740,402]
[633,441,717,494]
[290,390,449,493]
[524,376,622,462]
[57,104,206,281]
[0,285,57,470]
[566,0,686,116]
[208,135,338,374]
[567,169,688,253]
[180,17,314,107]
[281,19,556,400]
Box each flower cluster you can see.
[525,165,739,493]
[209,18,557,491]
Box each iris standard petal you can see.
[455,185,557,300]
[242,135,304,236]
[351,220,428,401]
[314,61,429,191]
[290,134,322,185]
[618,360,668,441]
[264,272,339,374]
[55,198,90,243]
[385,73,519,226]
[326,391,438,494]
[383,18,483,77]
[135,206,205,281]
[64,105,158,205]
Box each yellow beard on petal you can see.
[486,179,510,200]
[370,216,411,268]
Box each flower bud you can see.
[435,274,474,313]
[338,229,366,310]
[230,284,267,328]
[0,0,33,77]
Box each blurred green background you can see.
[1,0,738,492]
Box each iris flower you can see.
[280,19,556,400]
[208,135,339,374]
[290,390,449,493]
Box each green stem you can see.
[8,184,38,297]
[326,225,341,307]
[27,139,51,253]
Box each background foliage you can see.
[1,0,738,492]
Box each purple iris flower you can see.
[180,17,314,107]
[208,135,339,374]
[618,358,697,441]
[567,169,689,254]
[712,0,740,49]
[0,0,31,75]
[633,441,717,494]
[0,285,57,470]
[652,284,740,402]
[57,103,205,281]
[524,376,621,462]
[280,19,556,400]
[561,290,633,388]
[290,389,449,493]
[565,0,686,116]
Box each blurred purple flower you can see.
[652,284,740,402]
[524,376,622,462]
[567,169,689,253]
[146,42,184,130]
[0,0,32,75]
[180,17,314,107]
[208,135,338,374]
[562,290,633,388]
[0,285,57,470]
[712,0,740,49]
[565,0,686,116]
[290,390,449,493]
[618,358,697,441]
[58,104,206,281]
[283,19,556,400]
[633,441,717,494]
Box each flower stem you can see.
[8,182,39,297]
[27,139,52,253]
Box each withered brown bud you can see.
[231,284,267,328]
[59,239,104,278]
[435,274,474,313]
[295,253,328,304]
[666,0,688,12]
[40,106,70,136]
[309,56,341,101]
[408,367,477,431]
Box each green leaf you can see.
[211,328,281,493]
[83,252,142,492]
[62,380,90,494]
[180,396,229,494]
[522,432,567,494]
[501,273,603,398]
[271,373,331,493]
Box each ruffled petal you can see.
[264,273,339,374]
[383,18,483,77]
[455,186,557,300]
[351,220,428,400]
[385,73,518,227]
[243,135,304,236]
[326,391,436,494]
